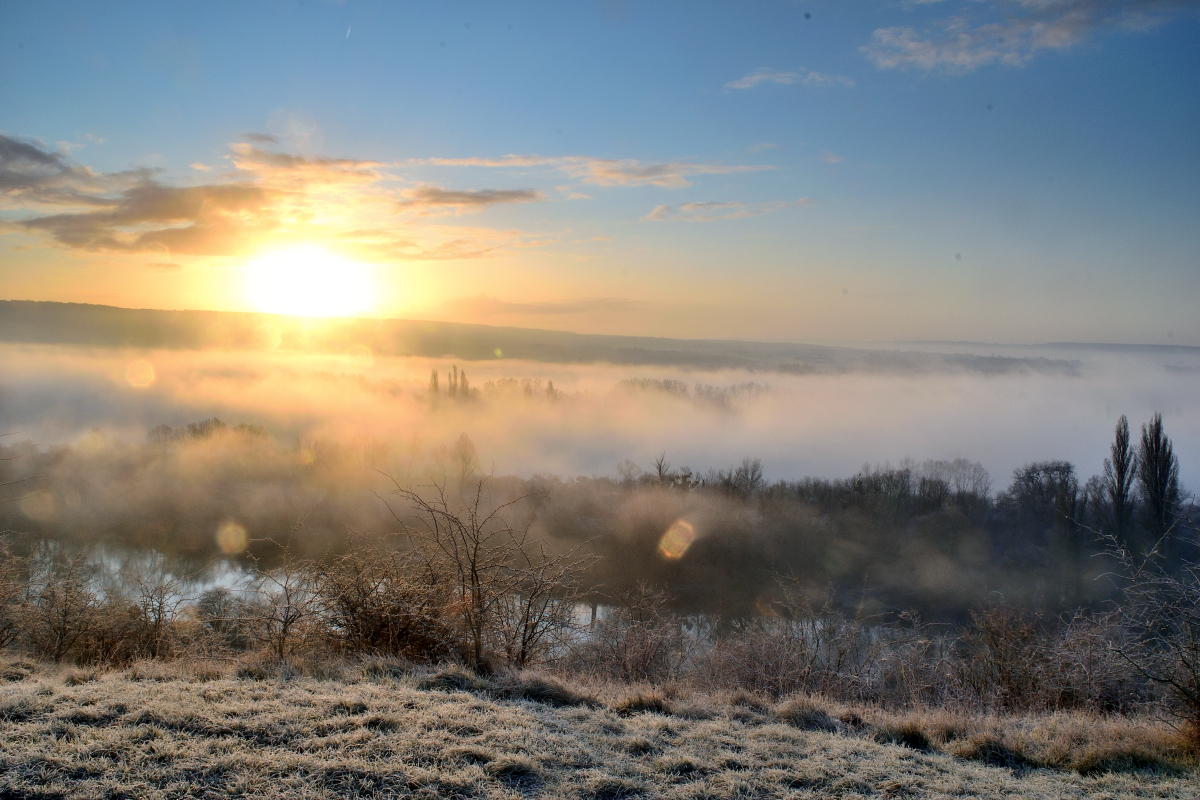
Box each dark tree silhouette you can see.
[1138,413,1181,539]
[1102,415,1138,547]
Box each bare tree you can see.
[1104,513,1200,734]
[119,554,188,660]
[249,538,318,660]
[311,533,455,662]
[23,546,103,663]
[382,475,584,671]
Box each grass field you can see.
[0,660,1196,799]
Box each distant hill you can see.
[0,300,1078,376]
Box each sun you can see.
[244,245,374,317]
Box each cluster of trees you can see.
[428,365,474,400]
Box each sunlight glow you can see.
[245,245,374,317]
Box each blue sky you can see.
[1,0,1198,343]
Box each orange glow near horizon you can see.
[245,245,374,317]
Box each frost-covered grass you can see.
[0,659,1195,799]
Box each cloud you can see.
[19,183,280,255]
[418,155,563,168]
[749,143,779,153]
[725,68,800,89]
[0,134,149,208]
[227,142,383,186]
[643,199,811,222]
[803,71,855,87]
[397,186,544,213]
[1,135,544,262]
[562,159,768,189]
[189,163,212,172]
[444,295,644,316]
[864,0,1192,73]
[820,150,844,164]
[242,132,280,144]
[419,154,769,189]
[727,68,854,90]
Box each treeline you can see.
[551,413,1189,619]
[0,413,1190,621]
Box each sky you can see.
[1,0,1198,344]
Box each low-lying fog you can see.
[1,341,1196,489]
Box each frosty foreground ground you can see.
[0,667,1195,800]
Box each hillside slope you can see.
[0,665,1193,799]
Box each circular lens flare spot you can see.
[216,520,249,554]
[658,519,697,561]
[347,344,373,368]
[20,491,55,522]
[255,323,282,350]
[126,360,156,388]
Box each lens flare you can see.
[125,359,156,388]
[20,491,55,522]
[657,519,697,561]
[255,323,282,350]
[216,520,249,554]
[347,344,373,368]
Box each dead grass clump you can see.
[417,665,490,693]
[446,745,496,764]
[62,668,96,686]
[578,773,647,799]
[728,687,771,713]
[953,733,1036,771]
[361,656,410,680]
[498,670,599,707]
[235,654,278,680]
[873,718,933,751]
[614,689,673,716]
[0,659,35,682]
[773,695,842,733]
[485,754,542,786]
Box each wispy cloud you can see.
[397,186,544,214]
[725,68,800,89]
[820,150,844,164]
[726,68,854,90]
[864,0,1192,73]
[563,159,768,188]
[803,71,855,87]
[418,154,769,189]
[643,199,811,222]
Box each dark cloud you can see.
[397,185,544,212]
[0,134,148,207]
[20,183,279,255]
[242,132,279,144]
